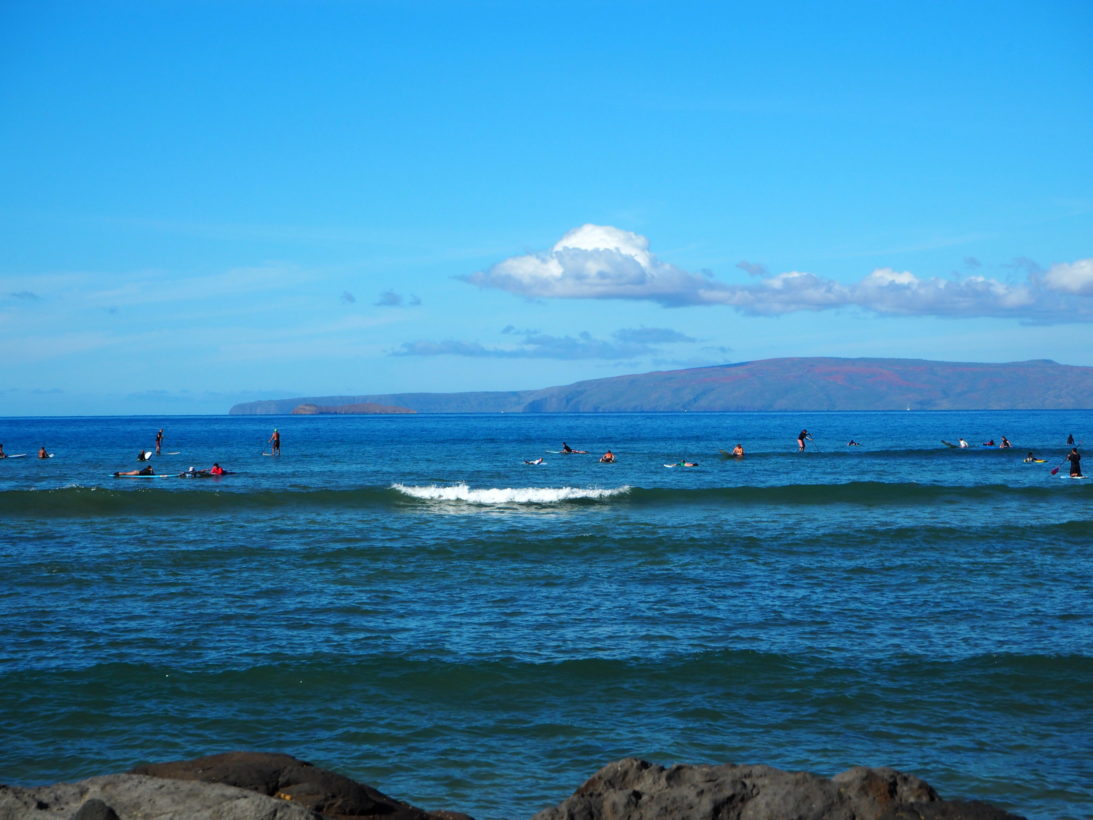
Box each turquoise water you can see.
[1,411,1090,819]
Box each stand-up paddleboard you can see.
[164,451,181,455]
[262,452,279,456]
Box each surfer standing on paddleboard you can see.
[269,428,281,455]
[1066,448,1083,477]
[155,428,164,455]
[797,430,812,451]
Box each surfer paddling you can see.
[115,465,155,477]
[560,442,588,454]
[797,429,812,451]
[1066,448,1083,478]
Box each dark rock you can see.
[70,798,120,820]
[531,758,1025,820]
[129,751,470,819]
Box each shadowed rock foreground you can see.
[0,752,1025,820]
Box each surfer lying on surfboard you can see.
[115,465,155,477]
[560,442,588,454]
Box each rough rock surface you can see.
[0,753,1026,820]
[0,773,316,819]
[530,758,1026,820]
[0,752,470,820]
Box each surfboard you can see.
[5,454,28,459]
[112,473,172,479]
[941,440,957,448]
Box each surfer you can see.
[983,439,995,447]
[269,428,281,455]
[210,463,226,476]
[523,457,544,465]
[797,430,812,451]
[731,443,744,457]
[847,440,861,447]
[1000,436,1011,449]
[562,442,573,453]
[958,438,969,448]
[115,465,154,477]
[1066,448,1083,477]
[599,450,616,463]
[1067,433,1075,445]
[37,446,48,459]
[0,444,5,459]
[137,450,149,461]
[155,428,164,455]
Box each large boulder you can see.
[531,758,1025,820]
[0,773,316,819]
[0,752,470,820]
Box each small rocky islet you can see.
[0,751,1025,819]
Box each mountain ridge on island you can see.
[228,356,1093,414]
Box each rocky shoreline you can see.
[0,752,1025,819]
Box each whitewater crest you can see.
[391,483,630,504]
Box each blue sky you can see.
[1,0,1090,415]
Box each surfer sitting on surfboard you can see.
[599,450,615,463]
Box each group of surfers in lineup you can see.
[0,444,51,459]
[4,426,1084,479]
[536,430,1085,477]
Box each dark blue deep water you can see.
[1,412,1090,819]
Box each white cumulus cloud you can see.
[465,226,1092,322]
[464,224,717,306]
[1043,258,1093,295]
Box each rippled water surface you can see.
[1,411,1090,819]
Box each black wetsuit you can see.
[1066,450,1082,476]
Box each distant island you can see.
[291,402,415,415]
[229,356,1093,414]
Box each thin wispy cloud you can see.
[9,291,42,301]
[394,326,695,360]
[375,290,421,307]
[466,224,1093,322]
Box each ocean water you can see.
[0,411,1090,819]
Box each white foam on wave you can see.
[392,483,630,505]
